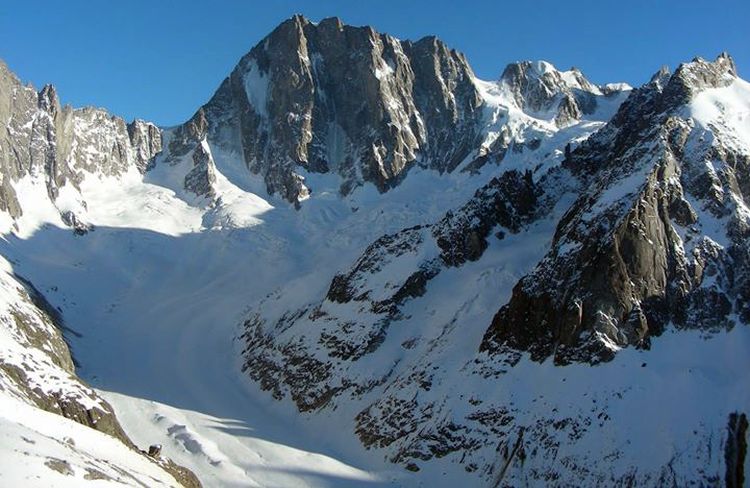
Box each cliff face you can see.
[164,15,483,203]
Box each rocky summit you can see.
[165,15,484,205]
[0,14,748,488]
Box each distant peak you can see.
[532,60,557,75]
[500,60,559,81]
[287,13,310,26]
[414,34,441,45]
[715,51,737,76]
[679,52,737,80]
[266,13,310,39]
[499,59,601,95]
[37,84,60,115]
[648,65,672,89]
[500,60,598,81]
[661,52,738,103]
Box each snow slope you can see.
[0,395,182,487]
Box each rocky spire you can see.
[0,61,162,222]
[661,52,737,105]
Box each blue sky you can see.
[1,1,748,126]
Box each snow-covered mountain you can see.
[0,15,748,488]
[159,15,629,207]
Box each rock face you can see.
[481,54,748,365]
[184,141,217,198]
[164,15,483,204]
[725,412,748,488]
[0,60,161,222]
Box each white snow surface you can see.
[690,77,750,151]
[0,395,182,487]
[243,60,271,119]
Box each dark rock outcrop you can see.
[184,142,217,198]
[725,412,748,488]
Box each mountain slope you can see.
[483,53,750,365]
[0,258,199,487]
[239,53,750,485]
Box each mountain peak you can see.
[679,51,737,84]
[660,52,738,106]
[166,17,481,204]
[282,13,310,28]
[413,34,443,48]
[317,16,344,30]
[499,59,599,93]
[498,59,621,126]
[648,65,672,88]
[37,84,60,115]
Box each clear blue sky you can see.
[1,1,748,126]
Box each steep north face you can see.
[165,15,482,204]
